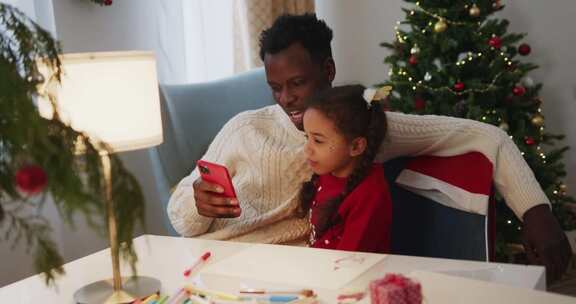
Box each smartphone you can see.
[197,160,237,198]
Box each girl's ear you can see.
[349,137,367,157]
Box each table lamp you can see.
[37,51,163,303]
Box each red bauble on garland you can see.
[15,165,48,195]
[489,36,502,49]
[453,82,465,92]
[524,136,536,146]
[408,55,418,65]
[414,97,426,110]
[513,85,526,96]
[518,43,531,56]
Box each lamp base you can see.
[73,276,161,304]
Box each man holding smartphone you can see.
[168,14,571,283]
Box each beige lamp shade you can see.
[38,51,163,152]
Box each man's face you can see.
[264,43,334,130]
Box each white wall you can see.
[316,0,576,197]
[0,0,174,287]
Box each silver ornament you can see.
[521,77,535,87]
[433,58,442,71]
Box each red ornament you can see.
[408,55,418,66]
[518,43,531,56]
[488,36,502,49]
[103,0,112,5]
[414,98,426,110]
[15,165,47,195]
[454,82,465,92]
[513,85,526,96]
[525,137,536,146]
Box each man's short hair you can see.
[259,13,333,65]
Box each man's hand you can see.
[193,177,241,218]
[522,204,572,285]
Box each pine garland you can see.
[0,3,144,284]
[379,0,576,260]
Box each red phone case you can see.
[197,160,237,198]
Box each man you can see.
[168,14,571,283]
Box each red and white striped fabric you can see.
[395,152,493,216]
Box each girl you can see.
[297,84,392,253]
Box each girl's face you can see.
[302,108,366,177]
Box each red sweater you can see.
[310,164,392,253]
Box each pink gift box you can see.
[369,273,422,304]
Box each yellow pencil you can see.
[185,285,239,301]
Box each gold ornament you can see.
[531,113,545,127]
[469,4,481,17]
[434,19,447,33]
[559,184,567,192]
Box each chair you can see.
[385,155,495,262]
[150,68,494,261]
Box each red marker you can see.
[183,251,211,277]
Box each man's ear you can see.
[323,58,336,83]
[349,137,367,157]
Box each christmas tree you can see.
[0,3,144,283]
[380,0,576,259]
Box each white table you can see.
[0,234,570,303]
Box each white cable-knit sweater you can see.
[167,105,549,243]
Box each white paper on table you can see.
[201,244,385,290]
[409,271,574,304]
